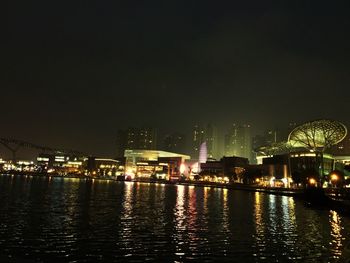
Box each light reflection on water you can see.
[0,174,350,262]
[330,210,343,258]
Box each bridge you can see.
[0,138,86,162]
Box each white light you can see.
[180,163,186,174]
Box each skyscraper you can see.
[192,125,205,158]
[205,124,216,159]
[224,124,252,162]
[253,129,278,150]
[162,133,186,154]
[116,127,157,157]
[191,124,218,159]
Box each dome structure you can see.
[288,119,347,151]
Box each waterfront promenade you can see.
[2,171,349,199]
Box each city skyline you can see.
[1,120,350,162]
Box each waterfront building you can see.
[0,159,36,172]
[86,157,123,177]
[36,153,85,174]
[255,119,348,188]
[261,153,334,187]
[198,156,248,183]
[124,149,190,180]
[116,127,157,157]
[224,124,253,162]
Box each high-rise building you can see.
[331,133,350,155]
[205,124,216,159]
[224,124,252,162]
[253,129,278,150]
[191,124,218,159]
[162,133,186,154]
[252,129,279,164]
[192,125,205,158]
[116,127,157,157]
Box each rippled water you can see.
[0,174,350,262]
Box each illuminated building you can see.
[124,150,190,180]
[0,158,4,171]
[116,127,157,157]
[199,156,248,183]
[36,153,85,174]
[86,157,123,177]
[224,124,252,162]
[259,153,335,188]
[1,159,36,172]
[255,119,348,187]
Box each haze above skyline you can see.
[3,0,350,156]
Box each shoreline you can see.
[0,172,304,197]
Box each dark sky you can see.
[3,0,350,157]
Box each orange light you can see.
[309,178,316,185]
[331,174,338,181]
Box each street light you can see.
[330,173,339,188]
[309,178,316,186]
[331,173,339,181]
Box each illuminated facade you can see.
[37,153,85,174]
[199,156,248,183]
[255,119,348,187]
[288,119,347,150]
[86,157,123,177]
[124,150,190,180]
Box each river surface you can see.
[0,174,350,262]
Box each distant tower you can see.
[192,125,205,158]
[192,124,219,159]
[116,127,157,157]
[224,124,252,162]
[205,124,217,159]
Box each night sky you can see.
[3,0,350,157]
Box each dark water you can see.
[0,175,350,262]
